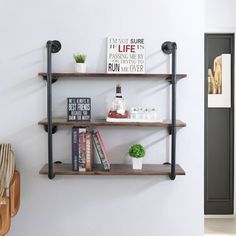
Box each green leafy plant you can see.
[73,54,87,63]
[129,144,145,158]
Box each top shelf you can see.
[38,72,187,80]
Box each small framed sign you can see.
[67,97,91,121]
[107,37,145,74]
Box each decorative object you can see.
[0,144,19,236]
[129,144,145,170]
[0,197,10,236]
[107,106,161,123]
[107,37,145,73]
[73,54,87,73]
[67,97,91,121]
[107,84,128,119]
[208,54,231,107]
[130,107,158,121]
[9,170,20,217]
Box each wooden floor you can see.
[205,218,236,235]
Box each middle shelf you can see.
[38,118,187,128]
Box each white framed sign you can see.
[107,37,145,74]
[208,54,231,108]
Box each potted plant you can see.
[129,144,145,170]
[73,54,87,73]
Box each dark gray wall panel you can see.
[207,109,231,200]
[205,34,234,214]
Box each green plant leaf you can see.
[73,54,87,63]
[129,144,145,158]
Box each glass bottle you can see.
[130,107,138,120]
[108,84,129,118]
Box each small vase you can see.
[132,158,143,170]
[75,63,86,73]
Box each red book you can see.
[96,131,110,166]
[92,133,109,170]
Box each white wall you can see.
[0,0,204,235]
[205,0,236,30]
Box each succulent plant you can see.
[73,54,87,63]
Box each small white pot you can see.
[132,158,143,170]
[75,63,86,73]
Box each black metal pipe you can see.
[46,41,54,179]
[170,43,177,180]
[161,41,177,180]
[46,40,61,179]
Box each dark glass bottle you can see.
[108,84,128,118]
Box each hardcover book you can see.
[85,132,93,171]
[78,128,86,171]
[92,131,110,170]
[71,127,79,171]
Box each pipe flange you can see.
[46,40,61,53]
[161,41,177,54]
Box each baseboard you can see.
[205,215,235,218]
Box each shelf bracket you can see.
[46,40,61,179]
[166,76,172,84]
[163,162,170,165]
[44,125,58,134]
[163,162,175,180]
[43,75,58,84]
[162,41,177,181]
[54,161,62,164]
[168,126,172,135]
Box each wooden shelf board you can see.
[38,118,187,128]
[39,163,185,176]
[38,72,187,80]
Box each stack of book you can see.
[72,128,110,171]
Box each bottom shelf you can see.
[39,163,186,176]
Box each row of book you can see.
[72,127,110,171]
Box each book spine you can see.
[79,128,86,171]
[72,127,79,171]
[92,133,110,170]
[96,131,111,166]
[85,132,93,171]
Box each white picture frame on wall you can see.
[208,54,231,108]
[106,37,145,74]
